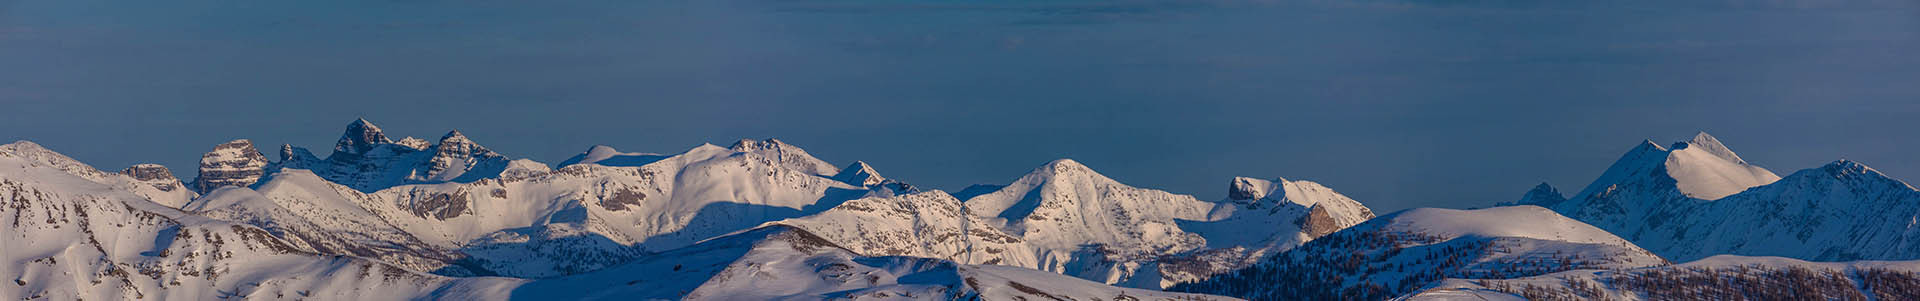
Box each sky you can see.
[3,0,1917,213]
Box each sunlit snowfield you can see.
[2,0,1917,211]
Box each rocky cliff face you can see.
[191,139,269,193]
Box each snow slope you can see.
[960,159,1219,287]
[1404,255,1920,301]
[1525,132,1920,262]
[1171,206,1666,300]
[0,141,199,208]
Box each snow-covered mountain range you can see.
[1520,132,1920,262]
[6,121,1920,300]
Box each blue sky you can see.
[3,0,1917,212]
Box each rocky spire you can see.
[193,139,270,193]
[420,129,502,182]
[334,118,393,156]
[118,164,177,182]
[1514,182,1567,207]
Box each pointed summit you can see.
[1671,131,1747,164]
[831,161,887,186]
[335,118,393,155]
[1663,132,1779,200]
[441,130,468,142]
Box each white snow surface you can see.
[1663,132,1781,200]
[1534,132,1920,262]
[467,225,1238,301]
[1403,255,1920,301]
[0,141,499,301]
[1382,206,1631,246]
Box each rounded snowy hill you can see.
[1172,205,1666,300]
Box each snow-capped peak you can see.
[1380,206,1638,245]
[831,161,887,186]
[1805,159,1917,191]
[335,118,393,155]
[724,138,839,176]
[557,145,666,167]
[1227,176,1275,201]
[1575,133,1778,201]
[1672,131,1747,164]
[0,140,110,180]
[1041,158,1089,172]
[1663,132,1779,200]
[441,129,468,142]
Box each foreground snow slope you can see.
[0,141,511,300]
[1527,132,1920,262]
[1171,206,1666,300]
[1404,255,1920,301]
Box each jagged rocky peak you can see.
[335,118,393,155]
[279,144,318,162]
[1228,176,1275,201]
[193,139,270,193]
[422,129,504,180]
[117,164,176,182]
[1514,182,1567,207]
[727,137,788,151]
[434,130,491,153]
